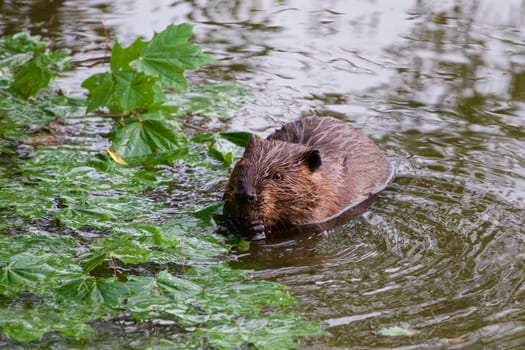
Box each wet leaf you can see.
[57,274,129,305]
[11,50,69,98]
[0,317,46,343]
[11,57,53,98]
[0,32,46,56]
[0,255,50,295]
[219,131,253,148]
[0,27,320,349]
[156,270,203,297]
[192,133,236,166]
[192,201,224,227]
[107,149,128,165]
[0,302,96,343]
[379,326,419,336]
[170,84,248,119]
[81,70,161,114]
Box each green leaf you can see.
[81,235,151,271]
[81,72,115,113]
[110,38,147,71]
[57,275,129,305]
[379,326,419,336]
[0,255,49,295]
[192,202,224,227]
[170,84,248,119]
[0,317,46,343]
[11,56,53,98]
[192,133,236,166]
[9,47,70,98]
[129,23,211,89]
[112,70,159,114]
[0,27,323,348]
[219,131,253,148]
[208,141,233,166]
[0,303,95,343]
[156,270,203,298]
[0,32,46,56]
[81,57,163,114]
[109,113,188,164]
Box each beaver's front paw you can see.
[248,219,266,240]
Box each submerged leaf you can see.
[57,274,129,306]
[0,255,49,295]
[379,326,420,337]
[192,133,235,166]
[170,84,248,119]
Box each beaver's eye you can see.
[273,172,283,182]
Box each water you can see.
[2,0,525,348]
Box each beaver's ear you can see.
[244,134,260,155]
[302,149,322,172]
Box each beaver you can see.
[223,116,391,240]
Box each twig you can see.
[101,21,111,58]
[109,256,118,279]
[181,121,209,133]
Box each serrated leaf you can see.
[156,270,203,298]
[129,23,211,89]
[1,32,46,56]
[192,133,235,166]
[0,303,95,343]
[110,38,147,71]
[82,236,131,272]
[81,72,115,113]
[0,26,323,349]
[192,202,223,227]
[109,113,188,164]
[0,254,51,295]
[82,249,111,273]
[81,66,162,114]
[112,69,159,114]
[111,239,151,265]
[208,141,233,166]
[10,48,70,98]
[219,131,253,148]
[11,56,53,98]
[57,275,129,305]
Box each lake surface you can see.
[2,0,525,348]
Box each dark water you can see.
[2,0,525,348]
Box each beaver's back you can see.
[267,117,390,207]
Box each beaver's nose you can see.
[236,183,256,204]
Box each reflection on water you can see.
[2,0,525,348]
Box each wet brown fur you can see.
[223,116,390,237]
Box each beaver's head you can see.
[223,135,323,239]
